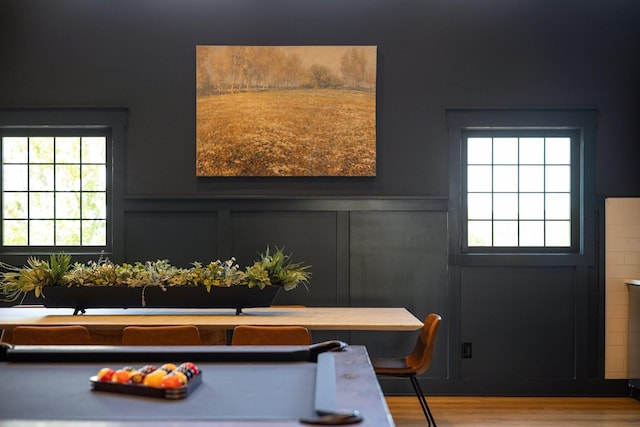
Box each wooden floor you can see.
[386,396,640,426]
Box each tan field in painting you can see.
[196,89,376,177]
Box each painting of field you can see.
[196,46,377,177]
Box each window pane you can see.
[546,220,570,246]
[493,138,518,164]
[3,137,28,163]
[30,192,54,219]
[55,165,81,191]
[82,137,106,163]
[467,138,492,164]
[3,220,28,245]
[55,137,81,163]
[519,138,544,164]
[3,165,28,191]
[468,221,492,246]
[545,165,570,192]
[463,129,577,251]
[2,126,112,250]
[494,221,518,246]
[519,166,544,192]
[56,220,81,245]
[468,193,492,220]
[82,220,106,245]
[546,193,570,219]
[519,193,544,219]
[29,165,54,191]
[30,219,55,245]
[82,165,106,191]
[30,137,54,163]
[493,193,518,219]
[546,137,570,164]
[520,221,544,246]
[56,192,81,218]
[3,192,28,219]
[467,165,492,192]
[82,192,106,218]
[493,166,518,192]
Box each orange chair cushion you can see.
[12,325,92,345]
[122,325,202,346]
[231,325,311,345]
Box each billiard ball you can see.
[143,369,167,387]
[179,362,199,375]
[171,371,188,385]
[96,367,115,382]
[160,363,177,372]
[139,365,157,375]
[112,369,132,384]
[160,374,184,389]
[129,370,145,384]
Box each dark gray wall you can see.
[1,0,639,395]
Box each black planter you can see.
[41,285,281,315]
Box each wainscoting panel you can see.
[230,210,339,307]
[460,266,576,379]
[348,210,449,377]
[124,211,218,266]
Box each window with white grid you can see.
[463,130,579,251]
[1,133,109,247]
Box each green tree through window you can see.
[2,135,107,246]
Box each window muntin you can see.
[463,130,579,251]
[1,133,109,247]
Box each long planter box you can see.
[40,285,281,315]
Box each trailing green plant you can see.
[0,247,311,302]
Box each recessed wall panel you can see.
[124,212,217,266]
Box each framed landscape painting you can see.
[196,45,377,177]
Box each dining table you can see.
[0,305,423,345]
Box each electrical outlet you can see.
[462,342,472,358]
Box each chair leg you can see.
[409,375,436,426]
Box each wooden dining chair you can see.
[370,313,442,427]
[121,325,202,346]
[231,325,312,345]
[12,325,92,345]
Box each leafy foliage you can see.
[0,247,311,302]
[243,246,311,291]
[0,253,71,301]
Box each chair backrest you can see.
[121,325,202,346]
[12,325,92,345]
[405,313,442,375]
[231,325,312,345]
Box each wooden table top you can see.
[0,305,423,331]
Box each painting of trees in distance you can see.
[196,46,377,177]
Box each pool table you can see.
[0,341,394,426]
